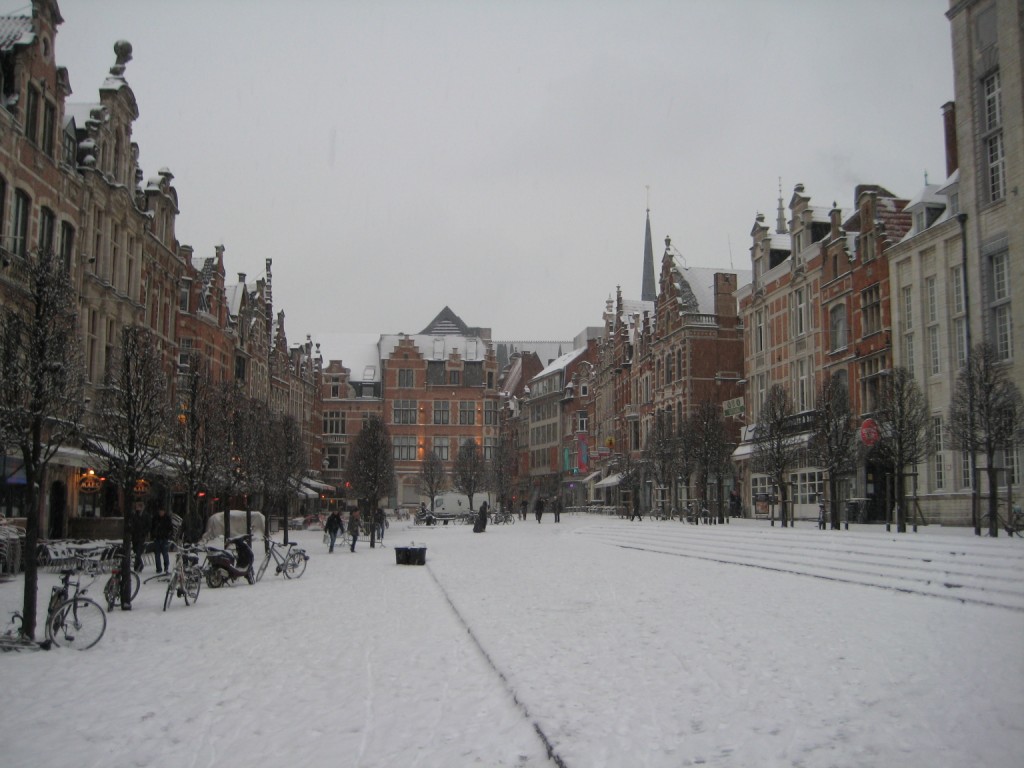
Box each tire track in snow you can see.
[425,563,569,768]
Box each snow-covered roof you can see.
[317,333,385,382]
[0,16,33,51]
[535,346,587,379]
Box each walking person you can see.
[520,499,527,521]
[325,509,343,553]
[473,501,489,533]
[374,507,386,542]
[151,507,173,574]
[817,497,827,530]
[553,497,561,523]
[348,508,361,552]
[630,497,643,522]
[535,497,545,523]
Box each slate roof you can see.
[0,16,33,52]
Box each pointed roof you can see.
[641,210,656,302]
[419,306,469,335]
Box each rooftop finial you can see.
[776,177,787,235]
[110,40,133,78]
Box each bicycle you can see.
[255,538,308,582]
[163,545,203,611]
[44,568,107,649]
[491,509,516,525]
[102,558,141,612]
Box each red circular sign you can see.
[860,418,880,447]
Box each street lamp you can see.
[957,213,979,535]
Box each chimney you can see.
[238,272,246,283]
[942,101,958,177]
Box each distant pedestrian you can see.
[520,499,528,521]
[473,501,489,533]
[553,497,561,523]
[630,497,643,522]
[325,509,343,553]
[729,490,741,518]
[535,497,545,523]
[817,498,827,530]
[132,505,151,572]
[151,507,173,573]
[374,507,386,542]
[348,509,361,552]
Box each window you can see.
[62,125,76,165]
[982,70,1005,202]
[962,451,973,489]
[991,251,1012,360]
[577,410,588,433]
[42,101,55,157]
[484,437,496,461]
[926,277,937,324]
[38,206,55,253]
[951,265,964,314]
[953,318,967,370]
[393,435,416,461]
[24,85,39,143]
[432,436,449,461]
[484,400,498,425]
[12,189,30,257]
[754,310,765,352]
[796,359,809,412]
[860,356,884,414]
[59,222,74,272]
[325,446,341,470]
[861,285,881,336]
[829,305,847,350]
[932,416,945,490]
[1004,446,1020,486]
[756,373,767,415]
[177,338,193,371]
[903,332,915,377]
[928,327,941,376]
[0,176,6,246]
[398,369,414,388]
[788,471,824,505]
[459,401,476,425]
[323,411,345,435]
[330,378,342,399]
[901,286,913,331]
[793,288,806,336]
[392,399,417,425]
[178,280,191,311]
[448,370,460,386]
[433,400,450,425]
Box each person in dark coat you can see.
[473,501,489,533]
[132,505,151,571]
[374,507,386,542]
[151,507,173,573]
[519,499,528,521]
[348,509,361,552]
[325,510,343,553]
[553,497,562,523]
[535,497,545,523]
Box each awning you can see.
[731,443,756,460]
[301,477,336,493]
[732,432,812,461]
[594,473,623,489]
[581,471,602,484]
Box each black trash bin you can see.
[395,546,426,566]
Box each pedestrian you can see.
[535,497,545,523]
[520,499,527,521]
[348,508,361,552]
[325,509,343,553]
[374,507,386,542]
[818,498,827,530]
[630,497,643,522]
[473,501,489,533]
[151,507,173,574]
[132,505,151,572]
[553,497,561,523]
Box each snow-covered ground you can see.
[2,515,1022,768]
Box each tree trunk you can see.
[988,465,999,537]
[122,483,136,609]
[21,464,41,639]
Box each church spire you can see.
[641,207,656,302]
[776,177,788,234]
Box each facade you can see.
[1,3,325,538]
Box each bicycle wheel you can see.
[47,598,106,650]
[163,573,179,611]
[103,575,118,612]
[283,551,307,579]
[128,570,141,602]
[184,567,202,604]
[255,553,270,583]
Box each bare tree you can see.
[88,325,169,608]
[418,450,447,511]
[752,385,802,527]
[809,374,858,529]
[948,342,1023,537]
[345,414,394,547]
[165,353,218,542]
[689,401,732,522]
[642,413,680,516]
[453,438,486,512]
[871,367,930,533]
[0,250,86,639]
[490,434,518,513]
[264,413,307,544]
[615,449,647,519]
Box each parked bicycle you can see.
[255,538,308,582]
[164,545,204,611]
[491,509,516,525]
[103,558,141,612]
[3,568,108,650]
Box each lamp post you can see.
[956,213,979,536]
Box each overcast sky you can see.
[49,0,953,344]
